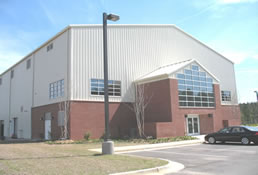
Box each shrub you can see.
[84,132,91,141]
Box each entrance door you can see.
[186,115,200,135]
[45,120,51,140]
[13,118,18,138]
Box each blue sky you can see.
[0,0,257,103]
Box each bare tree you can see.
[127,83,152,138]
[58,101,70,139]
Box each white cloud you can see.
[218,49,258,64]
[222,51,249,64]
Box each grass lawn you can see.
[0,142,167,175]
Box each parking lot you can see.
[125,143,258,175]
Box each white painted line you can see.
[184,147,256,154]
[150,150,228,159]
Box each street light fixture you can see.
[102,12,119,155]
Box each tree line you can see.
[240,102,258,124]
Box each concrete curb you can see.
[89,139,204,153]
[109,158,184,175]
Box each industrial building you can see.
[0,24,241,140]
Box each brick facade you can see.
[31,78,241,140]
[144,79,241,138]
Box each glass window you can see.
[192,65,199,71]
[192,71,199,76]
[221,90,231,102]
[179,96,186,101]
[199,77,206,81]
[192,76,199,81]
[90,78,121,97]
[219,127,231,133]
[26,59,31,69]
[178,85,186,90]
[47,43,53,52]
[176,74,185,79]
[178,90,186,95]
[11,70,14,79]
[207,78,213,83]
[199,72,206,77]
[186,80,193,85]
[49,79,64,99]
[177,63,215,108]
[193,81,200,86]
[185,75,192,80]
[178,79,185,85]
[184,69,192,74]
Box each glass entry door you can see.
[186,115,200,135]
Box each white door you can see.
[186,115,200,135]
[45,120,51,140]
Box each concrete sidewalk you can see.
[89,135,205,153]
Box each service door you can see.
[45,119,51,140]
[0,120,4,138]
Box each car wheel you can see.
[241,137,250,145]
[208,137,216,144]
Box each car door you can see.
[232,127,249,142]
[231,127,242,142]
[216,127,232,141]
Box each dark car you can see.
[205,126,258,145]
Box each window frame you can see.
[49,79,65,99]
[26,59,31,70]
[90,78,121,97]
[177,64,215,108]
[47,43,53,52]
[11,70,14,79]
[221,90,231,102]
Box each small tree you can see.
[58,101,70,139]
[127,83,152,138]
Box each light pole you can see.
[102,12,119,155]
[254,91,258,102]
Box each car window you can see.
[232,127,246,133]
[219,127,231,133]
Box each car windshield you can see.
[243,126,258,131]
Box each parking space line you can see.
[149,150,228,158]
[178,147,256,154]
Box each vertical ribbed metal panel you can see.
[71,25,176,102]
[70,25,238,104]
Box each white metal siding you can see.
[70,25,238,104]
[0,72,11,137]
[33,31,69,107]
[9,56,33,139]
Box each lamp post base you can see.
[102,141,114,155]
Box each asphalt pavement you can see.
[124,143,258,175]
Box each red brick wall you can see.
[31,103,62,140]
[142,79,241,138]
[144,79,172,122]
[31,79,241,140]
[199,114,214,134]
[69,101,136,140]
